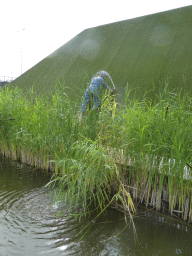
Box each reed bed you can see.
[0,82,192,223]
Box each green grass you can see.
[0,81,192,223]
[10,5,192,103]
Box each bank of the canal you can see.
[1,155,192,256]
[0,83,192,224]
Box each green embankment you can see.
[10,5,192,101]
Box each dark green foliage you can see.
[1,81,192,222]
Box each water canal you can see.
[0,155,192,256]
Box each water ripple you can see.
[1,156,192,255]
[0,178,84,255]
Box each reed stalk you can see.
[0,81,192,225]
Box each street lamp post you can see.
[17,28,25,75]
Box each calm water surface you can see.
[0,155,192,256]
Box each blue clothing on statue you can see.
[81,75,110,112]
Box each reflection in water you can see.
[0,155,192,255]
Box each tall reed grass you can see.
[0,82,192,223]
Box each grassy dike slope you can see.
[10,5,192,100]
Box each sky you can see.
[1,0,192,80]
